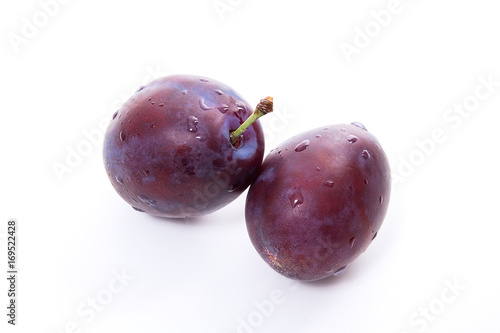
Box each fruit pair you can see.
[103,75,391,281]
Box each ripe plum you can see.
[245,123,391,281]
[104,75,266,218]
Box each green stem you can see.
[230,96,273,146]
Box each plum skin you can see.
[245,123,391,281]
[103,75,265,218]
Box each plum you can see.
[103,75,267,218]
[245,123,391,281]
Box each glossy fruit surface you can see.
[103,75,265,218]
[245,123,390,281]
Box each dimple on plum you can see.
[245,123,391,281]
[103,75,267,218]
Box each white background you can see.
[1,0,500,332]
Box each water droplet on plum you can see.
[136,86,144,92]
[333,265,347,276]
[199,98,211,111]
[181,90,188,95]
[199,78,209,82]
[158,103,165,107]
[351,121,367,131]
[371,232,378,241]
[295,140,310,152]
[218,104,229,114]
[227,184,240,193]
[347,135,358,143]
[287,187,304,208]
[361,150,370,159]
[349,237,356,248]
[115,176,124,184]
[315,134,321,138]
[119,131,126,141]
[112,111,118,119]
[235,103,246,113]
[132,206,145,212]
[138,194,156,207]
[215,89,223,95]
[323,180,334,187]
[379,195,384,204]
[187,116,199,133]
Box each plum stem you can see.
[230,96,273,146]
